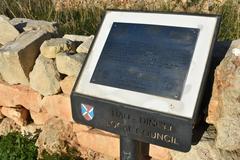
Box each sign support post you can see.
[120,136,150,160]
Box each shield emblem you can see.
[81,103,94,121]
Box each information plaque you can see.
[71,11,220,153]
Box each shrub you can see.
[0,132,38,160]
[0,132,81,160]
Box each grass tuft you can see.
[0,0,239,40]
[0,132,38,160]
[0,132,81,160]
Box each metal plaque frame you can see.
[71,10,220,152]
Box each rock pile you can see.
[0,15,108,159]
[170,40,240,160]
[0,14,239,160]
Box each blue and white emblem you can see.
[81,103,94,121]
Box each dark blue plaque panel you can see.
[91,23,199,99]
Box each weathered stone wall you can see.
[0,15,239,160]
[0,15,172,160]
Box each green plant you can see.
[0,132,82,160]
[0,132,38,160]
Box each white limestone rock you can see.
[0,30,51,85]
[29,55,61,96]
[232,48,240,56]
[10,18,58,34]
[40,38,77,58]
[0,15,10,21]
[56,52,86,76]
[0,16,20,45]
[76,35,94,54]
[63,34,89,42]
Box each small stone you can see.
[63,34,89,42]
[232,48,240,56]
[0,30,51,85]
[1,106,29,126]
[36,117,76,155]
[41,94,73,122]
[30,110,54,125]
[30,55,61,96]
[0,82,42,112]
[0,118,20,136]
[56,52,86,76]
[0,16,20,45]
[76,35,94,53]
[40,38,77,58]
[60,75,77,95]
[10,18,58,34]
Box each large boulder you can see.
[0,82,42,112]
[56,52,86,76]
[0,16,19,45]
[40,38,77,58]
[41,94,73,122]
[207,39,240,151]
[36,118,76,155]
[1,106,29,126]
[29,55,61,96]
[0,30,51,85]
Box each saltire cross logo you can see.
[81,103,94,121]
